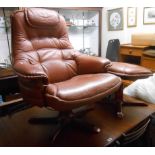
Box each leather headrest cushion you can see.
[24,8,60,28]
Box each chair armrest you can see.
[13,60,48,84]
[75,54,111,74]
[13,60,48,107]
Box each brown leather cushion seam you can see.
[107,71,153,77]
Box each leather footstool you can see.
[107,62,152,81]
[107,62,152,105]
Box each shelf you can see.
[67,24,99,28]
[66,22,74,26]
[0,27,10,29]
[83,25,99,28]
[0,98,23,108]
[59,9,99,20]
[66,22,98,27]
[70,25,98,28]
[0,92,23,108]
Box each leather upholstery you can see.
[11,8,73,58]
[46,73,121,111]
[11,8,122,111]
[25,8,60,28]
[107,62,152,79]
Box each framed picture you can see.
[107,8,123,31]
[143,7,155,24]
[127,7,137,27]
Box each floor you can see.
[0,100,155,147]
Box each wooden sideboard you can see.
[119,44,155,71]
[141,53,155,72]
[0,67,21,106]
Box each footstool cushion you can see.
[107,62,152,80]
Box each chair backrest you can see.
[106,39,120,62]
[11,8,80,83]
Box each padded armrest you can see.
[13,60,48,84]
[75,54,111,74]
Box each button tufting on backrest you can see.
[11,8,79,83]
[36,48,78,83]
[11,8,73,58]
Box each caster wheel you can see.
[117,112,124,118]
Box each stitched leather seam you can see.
[107,71,153,77]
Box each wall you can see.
[101,7,155,57]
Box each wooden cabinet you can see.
[119,44,149,63]
[120,46,143,57]
[119,44,155,71]
[0,67,21,106]
[141,55,155,72]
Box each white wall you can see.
[102,7,155,57]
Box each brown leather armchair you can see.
[11,8,123,142]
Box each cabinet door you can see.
[52,8,101,56]
[59,9,84,52]
[83,10,99,56]
[0,7,18,67]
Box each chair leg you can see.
[72,118,101,133]
[115,84,124,118]
[29,110,101,144]
[29,112,71,143]
[49,117,71,144]
[29,117,58,124]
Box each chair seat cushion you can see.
[107,62,152,79]
[45,73,121,111]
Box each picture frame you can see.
[107,8,123,31]
[143,7,155,24]
[127,7,137,27]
